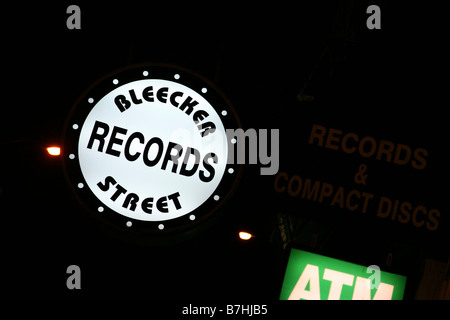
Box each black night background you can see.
[1,0,448,304]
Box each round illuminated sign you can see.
[63,64,241,241]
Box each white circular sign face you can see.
[78,79,227,221]
[63,65,241,237]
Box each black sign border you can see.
[62,63,243,243]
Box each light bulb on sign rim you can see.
[46,146,61,156]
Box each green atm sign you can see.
[280,249,407,300]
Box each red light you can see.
[239,231,253,240]
[46,146,61,156]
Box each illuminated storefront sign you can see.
[280,249,407,300]
[63,64,241,240]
